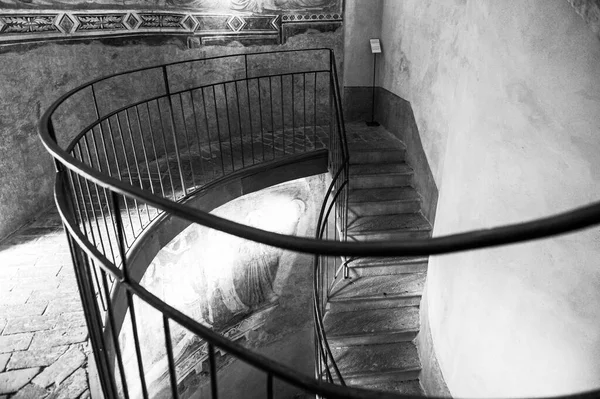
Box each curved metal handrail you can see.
[39,49,600,399]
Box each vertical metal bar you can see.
[90,126,120,264]
[257,78,265,162]
[111,192,149,399]
[144,102,167,199]
[269,77,275,160]
[313,72,317,149]
[280,75,285,155]
[303,73,307,152]
[177,93,197,189]
[211,85,226,176]
[208,344,218,399]
[115,113,143,228]
[74,144,102,255]
[133,105,157,201]
[124,109,151,223]
[234,81,246,168]
[162,66,188,196]
[100,269,131,399]
[223,83,236,171]
[267,374,273,399]
[292,73,296,154]
[163,316,180,399]
[188,91,207,184]
[66,233,118,399]
[83,134,114,261]
[156,100,177,200]
[199,88,216,178]
[245,75,255,165]
[103,119,132,248]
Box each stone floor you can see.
[0,122,404,399]
[0,208,91,399]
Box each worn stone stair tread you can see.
[348,187,420,203]
[330,273,425,301]
[350,163,413,176]
[332,342,421,377]
[360,380,425,396]
[350,256,429,267]
[324,306,419,338]
[346,213,431,234]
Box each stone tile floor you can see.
[0,121,398,399]
[0,208,91,399]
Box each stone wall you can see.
[378,0,600,397]
[0,11,343,241]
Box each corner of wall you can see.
[416,284,452,398]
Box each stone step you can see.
[349,147,406,164]
[328,273,425,312]
[347,256,429,276]
[324,306,420,346]
[348,187,422,216]
[360,380,425,396]
[330,342,421,386]
[346,213,432,242]
[349,163,413,189]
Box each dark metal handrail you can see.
[38,49,600,399]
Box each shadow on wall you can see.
[116,176,325,399]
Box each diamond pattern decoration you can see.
[58,14,74,33]
[181,15,197,31]
[125,13,139,29]
[0,18,5,34]
[227,15,245,32]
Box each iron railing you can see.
[38,48,600,399]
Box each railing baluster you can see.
[125,109,151,225]
[188,91,207,184]
[162,66,188,197]
[223,83,236,171]
[155,100,177,200]
[234,81,248,167]
[100,269,131,399]
[208,343,218,399]
[292,73,296,154]
[211,85,226,177]
[133,105,159,222]
[143,102,167,199]
[280,75,285,156]
[257,78,265,162]
[163,316,180,399]
[269,77,275,160]
[178,93,197,190]
[245,75,255,165]
[111,191,149,399]
[313,72,318,149]
[199,87,217,178]
[267,373,273,399]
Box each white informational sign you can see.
[370,38,382,54]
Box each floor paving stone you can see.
[9,383,48,399]
[0,334,33,354]
[0,368,40,395]
[33,346,85,388]
[3,316,56,336]
[7,346,68,371]
[0,354,9,372]
[46,368,87,399]
[30,328,88,349]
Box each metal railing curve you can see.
[38,48,600,399]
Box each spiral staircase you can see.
[38,49,600,399]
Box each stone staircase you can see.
[322,122,431,396]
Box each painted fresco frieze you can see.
[0,0,341,45]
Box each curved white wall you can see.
[378,0,600,397]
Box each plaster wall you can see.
[378,0,600,397]
[0,29,342,241]
[342,0,383,87]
